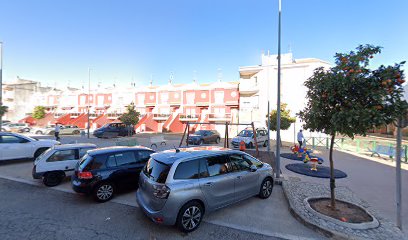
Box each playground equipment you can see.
[291,144,323,171]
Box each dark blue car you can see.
[93,123,135,138]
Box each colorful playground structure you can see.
[291,145,324,171]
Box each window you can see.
[111,152,137,166]
[79,148,93,158]
[143,158,171,183]
[161,92,169,104]
[174,160,199,179]
[214,91,224,104]
[47,150,76,162]
[243,154,263,168]
[205,155,231,177]
[106,155,117,167]
[229,154,251,171]
[186,92,195,104]
[137,150,153,162]
[199,158,209,178]
[0,135,29,144]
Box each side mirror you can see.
[250,165,257,172]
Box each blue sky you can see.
[0,0,407,88]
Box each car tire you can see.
[263,140,268,147]
[258,178,273,199]
[48,131,55,135]
[215,137,220,144]
[199,139,204,145]
[35,130,43,135]
[34,148,49,159]
[248,142,253,149]
[176,201,204,233]
[43,171,65,187]
[72,130,80,135]
[93,182,115,202]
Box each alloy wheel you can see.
[182,206,202,231]
[96,184,113,200]
[262,180,272,197]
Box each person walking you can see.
[54,123,61,141]
[297,129,304,148]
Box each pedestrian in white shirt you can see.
[55,123,61,141]
[297,129,304,148]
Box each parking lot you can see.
[0,133,324,240]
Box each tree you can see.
[299,44,407,209]
[267,103,296,131]
[0,105,8,118]
[118,102,140,136]
[32,106,46,119]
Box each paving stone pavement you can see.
[282,178,406,240]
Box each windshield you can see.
[194,130,206,136]
[143,158,171,183]
[238,130,253,137]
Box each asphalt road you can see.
[0,178,282,240]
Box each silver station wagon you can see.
[136,146,274,232]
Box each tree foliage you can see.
[0,104,8,118]
[32,106,46,119]
[267,103,296,131]
[299,44,407,209]
[119,102,140,126]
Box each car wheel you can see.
[263,140,268,147]
[72,130,80,135]
[23,128,30,132]
[176,201,204,233]
[248,142,253,149]
[34,148,49,159]
[93,182,115,202]
[48,131,55,135]
[259,178,273,199]
[199,139,204,145]
[43,171,64,187]
[215,137,220,144]
[35,130,43,135]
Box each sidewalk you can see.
[276,146,408,234]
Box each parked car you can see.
[0,132,60,161]
[93,123,135,138]
[136,146,274,232]
[187,130,221,145]
[231,127,269,148]
[2,123,31,133]
[46,125,82,135]
[30,125,55,135]
[71,146,155,202]
[32,143,97,187]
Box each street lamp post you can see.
[276,0,282,179]
[87,68,91,138]
[0,42,3,131]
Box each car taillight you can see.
[78,171,93,179]
[153,184,170,199]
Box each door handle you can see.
[236,176,242,179]
[204,182,212,186]
[65,166,69,170]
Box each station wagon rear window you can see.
[143,158,170,183]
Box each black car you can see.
[187,130,221,145]
[93,123,135,138]
[71,146,154,202]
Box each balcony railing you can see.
[153,113,171,120]
[208,113,232,121]
[239,79,259,94]
[179,114,200,121]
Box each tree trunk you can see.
[329,133,336,210]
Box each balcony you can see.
[153,113,171,120]
[179,114,199,121]
[107,113,122,119]
[239,79,259,94]
[208,113,232,122]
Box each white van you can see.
[32,143,97,186]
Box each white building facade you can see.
[238,52,331,143]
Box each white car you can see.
[231,127,269,148]
[32,143,97,186]
[0,132,59,161]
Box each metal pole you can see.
[0,42,3,131]
[267,101,271,153]
[275,0,282,178]
[87,68,91,138]
[396,118,402,230]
